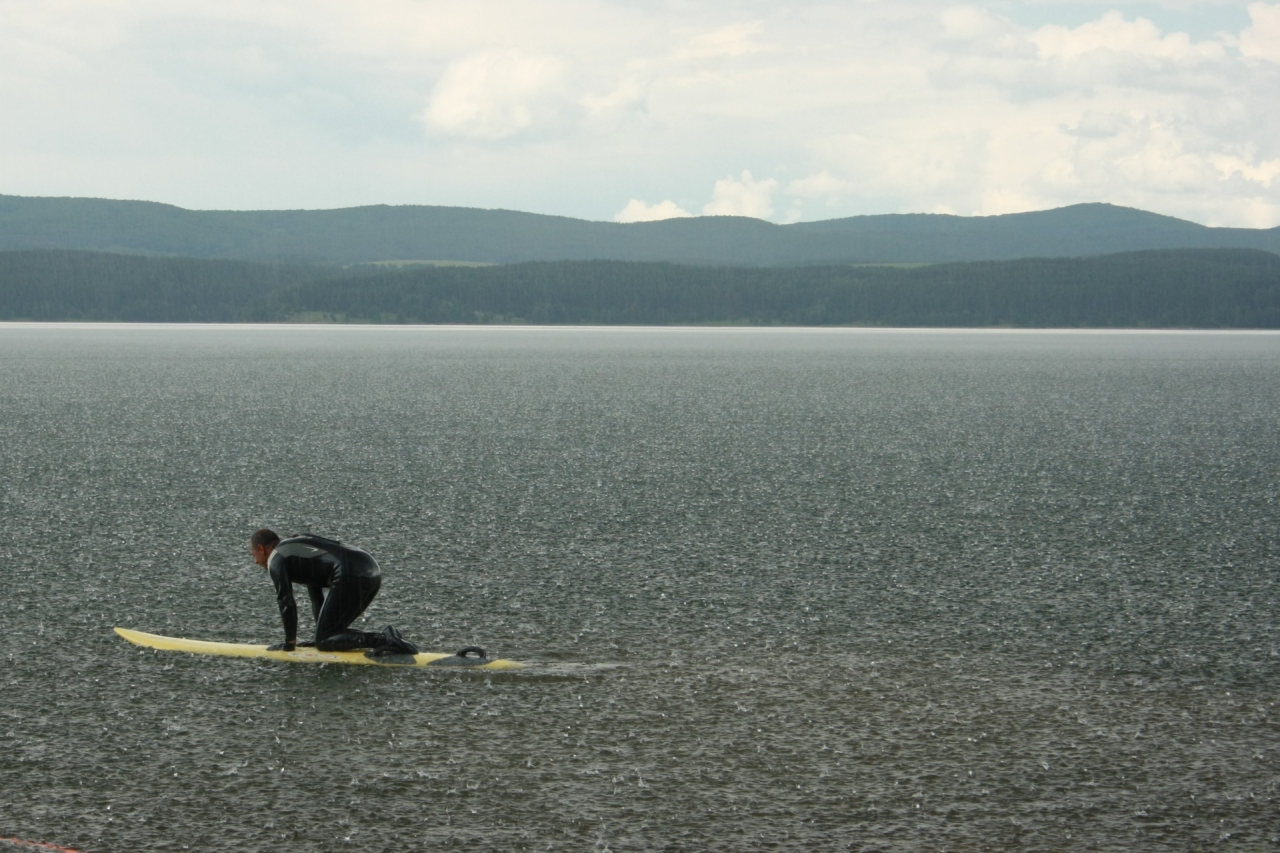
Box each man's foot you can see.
[375,625,419,655]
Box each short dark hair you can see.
[250,528,280,549]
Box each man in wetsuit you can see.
[249,528,417,655]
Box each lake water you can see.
[1,324,1277,852]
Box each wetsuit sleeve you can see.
[268,557,297,642]
[306,583,325,622]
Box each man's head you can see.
[250,528,280,568]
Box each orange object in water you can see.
[0,840,87,852]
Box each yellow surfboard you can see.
[114,627,524,670]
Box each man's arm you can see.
[290,583,325,647]
[267,556,297,651]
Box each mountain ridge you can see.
[1,194,1276,266]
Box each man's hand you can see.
[267,641,296,652]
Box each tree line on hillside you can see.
[1,248,1278,327]
[248,249,1280,327]
[0,251,342,322]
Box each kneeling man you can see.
[249,528,416,655]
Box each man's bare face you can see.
[251,543,272,569]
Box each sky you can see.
[1,0,1278,227]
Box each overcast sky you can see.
[2,1,1278,226]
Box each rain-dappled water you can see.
[1,324,1278,853]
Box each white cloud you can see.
[675,22,763,61]
[1240,3,1280,61]
[783,171,867,222]
[1031,12,1222,61]
[421,50,565,140]
[939,6,1031,55]
[785,171,845,199]
[816,131,991,200]
[581,76,647,118]
[702,170,778,219]
[1212,153,1280,186]
[614,199,693,222]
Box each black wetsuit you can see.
[267,535,385,652]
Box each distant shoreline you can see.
[5,322,1279,334]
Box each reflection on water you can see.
[1,325,1277,852]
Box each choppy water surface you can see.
[1,325,1277,852]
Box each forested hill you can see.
[0,251,341,322]
[2,248,1278,327]
[1,194,1278,265]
